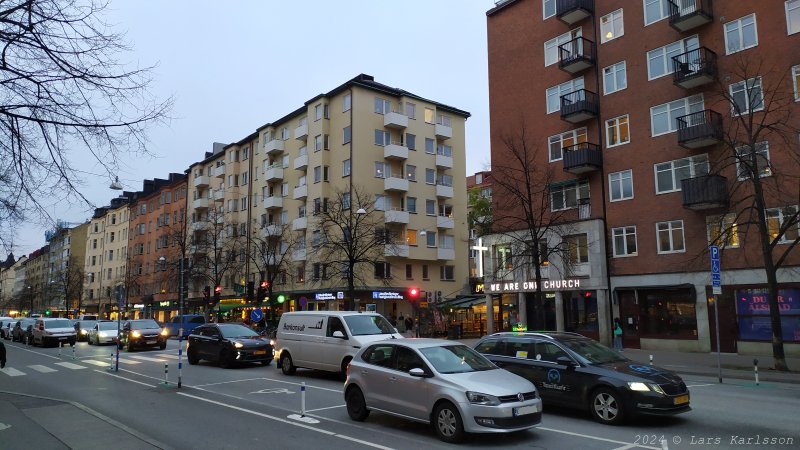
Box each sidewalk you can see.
[0,391,171,450]
[451,337,800,384]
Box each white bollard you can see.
[164,363,169,385]
[59,342,63,357]
[109,353,114,371]
[72,343,76,360]
[754,358,759,386]
[649,354,653,366]
[300,382,306,417]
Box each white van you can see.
[33,318,77,347]
[275,311,402,376]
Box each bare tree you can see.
[0,0,172,250]
[248,218,296,321]
[48,255,84,315]
[310,187,396,311]
[702,56,800,371]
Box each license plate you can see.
[674,395,689,405]
[146,340,156,344]
[513,405,537,416]
[59,337,67,341]
[254,350,267,356]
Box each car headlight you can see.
[269,339,275,346]
[99,332,108,338]
[627,382,651,391]
[234,341,244,349]
[80,329,88,335]
[466,391,501,406]
[131,331,141,338]
[160,328,169,336]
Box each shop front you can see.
[615,285,698,351]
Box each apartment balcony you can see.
[384,142,409,160]
[193,175,210,188]
[213,190,224,202]
[264,139,284,155]
[558,37,595,74]
[682,175,728,210]
[191,222,209,233]
[192,197,209,210]
[668,0,713,32]
[567,263,591,278]
[263,196,283,210]
[261,224,282,238]
[436,184,454,198]
[384,176,409,192]
[556,0,593,25]
[437,215,454,229]
[292,248,307,261]
[213,165,225,178]
[190,245,204,255]
[384,209,409,224]
[562,143,602,174]
[560,89,598,123]
[672,47,717,89]
[385,244,410,258]
[293,153,308,170]
[435,153,453,169]
[292,216,307,231]
[383,111,408,129]
[435,123,452,140]
[264,165,284,182]
[292,185,308,200]
[437,247,455,261]
[677,110,723,149]
[294,123,308,140]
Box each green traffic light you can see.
[277,294,285,304]
[45,309,51,316]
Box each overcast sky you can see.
[11,0,492,257]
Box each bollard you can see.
[164,363,169,385]
[649,354,653,366]
[72,343,76,360]
[59,342,63,357]
[109,352,114,371]
[300,382,306,417]
[754,358,759,386]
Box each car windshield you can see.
[560,338,629,364]
[343,315,395,336]
[79,320,97,327]
[98,322,117,331]
[219,324,258,338]
[48,319,73,328]
[130,320,160,329]
[420,345,496,374]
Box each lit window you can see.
[766,206,800,243]
[600,9,624,43]
[549,128,587,162]
[606,115,630,147]
[707,214,739,248]
[735,141,771,180]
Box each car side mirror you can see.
[332,330,346,339]
[409,368,429,378]
[556,356,576,368]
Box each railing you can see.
[668,0,713,24]
[676,109,722,146]
[562,142,602,172]
[558,37,595,70]
[681,175,728,209]
[556,0,594,17]
[671,47,717,85]
[560,89,598,118]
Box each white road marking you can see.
[177,392,393,450]
[82,360,112,367]
[260,376,343,393]
[54,362,86,370]
[287,413,320,424]
[685,383,715,387]
[0,367,26,376]
[611,444,638,450]
[117,359,141,365]
[538,427,661,450]
[157,354,179,359]
[305,404,345,412]
[194,377,267,388]
[28,365,57,373]
[129,355,167,362]
[95,370,156,388]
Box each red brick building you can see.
[486,0,800,355]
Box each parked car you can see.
[12,318,36,344]
[32,318,77,347]
[119,319,168,351]
[87,320,119,345]
[74,319,98,342]
[75,314,98,321]
[344,339,542,443]
[187,323,273,368]
[473,332,691,424]
[164,314,206,338]
[0,317,15,339]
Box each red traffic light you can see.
[409,287,419,299]
[214,285,222,294]
[260,280,269,288]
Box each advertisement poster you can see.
[736,288,800,341]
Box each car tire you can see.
[590,387,624,425]
[69,341,75,347]
[159,342,167,350]
[433,401,465,444]
[87,337,93,345]
[280,353,296,375]
[126,340,135,352]
[261,359,271,366]
[187,348,199,365]
[345,386,370,421]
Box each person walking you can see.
[405,316,414,337]
[613,318,624,351]
[397,313,406,333]
[0,340,6,369]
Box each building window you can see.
[725,14,758,54]
[422,264,429,280]
[406,165,416,182]
[426,231,437,248]
[603,61,627,95]
[426,199,435,216]
[374,195,386,211]
[546,77,584,113]
[403,102,415,119]
[550,181,590,211]
[707,214,739,248]
[789,0,800,34]
[650,94,704,136]
[766,206,799,243]
[605,115,630,147]
[729,77,764,116]
[544,28,581,66]
[792,65,800,101]
[425,138,435,154]
[407,197,417,214]
[566,234,589,264]
[548,128,587,162]
[643,0,669,25]
[440,265,455,281]
[600,9,624,43]
[374,262,391,279]
[612,226,637,257]
[425,168,435,184]
[406,264,413,280]
[543,0,555,19]
[647,36,698,80]
[407,229,418,246]
[736,141,771,180]
[314,134,322,152]
[314,104,323,121]
[343,159,351,177]
[655,154,709,194]
[314,166,321,183]
[374,129,390,146]
[424,108,434,124]
[281,183,288,197]
[375,162,385,179]
[656,220,685,253]
[343,93,351,112]
[374,97,390,114]
[609,170,633,201]
[343,126,351,144]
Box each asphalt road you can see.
[1,338,799,450]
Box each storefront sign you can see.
[133,304,145,309]
[736,288,800,315]
[372,291,404,300]
[158,301,171,307]
[486,279,582,293]
[315,292,337,301]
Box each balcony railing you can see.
[676,109,723,149]
[556,0,593,25]
[560,89,598,123]
[668,0,713,32]
[681,175,728,210]
[671,47,717,89]
[558,37,595,74]
[384,110,408,129]
[562,143,602,174]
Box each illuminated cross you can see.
[471,238,488,278]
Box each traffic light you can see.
[426,291,432,302]
[408,287,420,301]
[203,286,211,303]
[45,309,51,316]
[276,294,286,304]
[260,280,269,289]
[246,281,255,300]
[436,290,442,302]
[256,281,268,303]
[213,285,222,305]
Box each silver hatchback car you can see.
[344,339,542,443]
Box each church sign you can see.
[486,279,581,293]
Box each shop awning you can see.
[435,295,487,310]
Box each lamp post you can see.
[111,175,123,370]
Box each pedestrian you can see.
[397,313,406,333]
[0,340,6,369]
[613,317,624,351]
[405,316,413,336]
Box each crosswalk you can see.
[0,351,183,377]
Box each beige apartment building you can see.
[84,195,132,316]
[24,246,49,313]
[46,222,88,314]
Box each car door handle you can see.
[361,370,369,375]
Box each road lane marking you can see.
[82,360,112,367]
[538,427,660,450]
[95,370,156,388]
[117,359,142,365]
[28,365,57,373]
[156,354,179,359]
[5,343,61,359]
[177,392,394,450]
[129,355,168,362]
[194,377,268,387]
[0,367,26,376]
[54,362,86,370]
[260,376,342,393]
[685,383,715,387]
[305,404,345,412]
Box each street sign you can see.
[250,308,264,323]
[710,245,721,295]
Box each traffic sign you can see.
[710,245,721,294]
[251,308,264,322]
